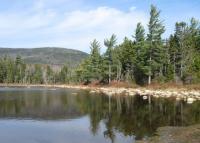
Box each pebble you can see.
[187,98,196,104]
[143,96,148,100]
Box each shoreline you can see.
[0,84,200,102]
[136,124,200,143]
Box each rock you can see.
[143,96,148,100]
[187,98,196,104]
[176,97,181,101]
[90,90,96,94]
[129,92,135,96]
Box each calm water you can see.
[0,87,199,143]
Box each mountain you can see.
[0,47,88,67]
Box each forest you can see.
[0,5,200,85]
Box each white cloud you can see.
[129,6,136,11]
[0,5,148,53]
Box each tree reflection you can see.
[76,92,200,140]
[0,89,199,141]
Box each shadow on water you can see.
[0,87,199,142]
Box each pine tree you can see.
[175,22,187,79]
[5,57,15,83]
[89,39,102,82]
[15,55,22,83]
[168,35,179,82]
[46,65,54,84]
[60,65,69,83]
[133,23,148,84]
[147,5,165,84]
[118,37,135,82]
[33,65,43,84]
[104,34,117,84]
[135,23,145,43]
[77,58,93,84]
[76,39,102,84]
[184,18,200,82]
[0,59,5,83]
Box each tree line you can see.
[0,5,199,85]
[0,55,72,84]
[76,5,200,85]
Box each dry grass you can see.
[83,81,200,91]
[82,80,139,88]
[145,82,200,90]
[0,82,200,90]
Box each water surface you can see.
[0,87,199,143]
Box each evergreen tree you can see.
[147,5,165,84]
[76,58,93,84]
[76,39,102,84]
[60,65,69,83]
[33,65,43,84]
[0,59,6,83]
[135,23,145,43]
[46,65,54,84]
[174,22,187,79]
[5,57,15,83]
[104,34,117,83]
[90,39,102,81]
[118,37,135,82]
[168,35,179,82]
[183,18,200,83]
[133,23,148,84]
[15,55,23,83]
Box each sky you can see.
[0,0,200,53]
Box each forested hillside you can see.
[0,47,88,66]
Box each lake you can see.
[0,87,199,143]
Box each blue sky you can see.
[0,0,199,53]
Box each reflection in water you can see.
[0,88,83,119]
[0,87,199,142]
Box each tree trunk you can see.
[109,95,111,113]
[117,64,119,81]
[173,52,176,83]
[180,62,183,78]
[118,64,122,81]
[108,62,111,84]
[148,54,152,85]
[159,66,163,77]
[180,40,184,78]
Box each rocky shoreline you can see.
[136,124,200,143]
[0,84,200,102]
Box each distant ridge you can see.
[0,47,88,67]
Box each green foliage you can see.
[76,39,102,84]
[133,23,148,84]
[134,22,145,43]
[146,5,165,84]
[32,65,43,84]
[60,65,69,83]
[75,5,200,85]
[0,47,88,67]
[46,65,54,84]
[117,37,135,82]
[103,34,118,83]
[89,39,102,81]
